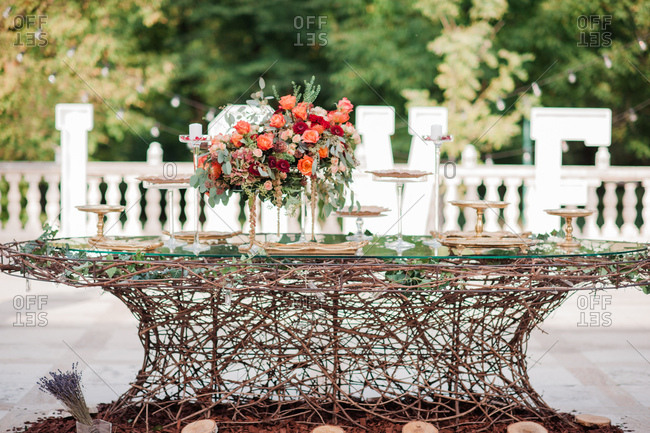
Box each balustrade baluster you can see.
[6,173,22,232]
[522,178,535,233]
[105,175,122,236]
[601,182,618,239]
[621,182,639,238]
[86,177,101,234]
[144,186,161,235]
[503,178,521,233]
[25,175,42,233]
[462,178,480,231]
[44,175,60,228]
[484,177,501,232]
[123,176,143,235]
[643,180,650,240]
[442,177,460,232]
[584,182,601,239]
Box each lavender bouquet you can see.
[37,363,94,428]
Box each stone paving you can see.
[0,270,649,432]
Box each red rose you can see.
[248,164,260,176]
[268,156,277,169]
[293,121,308,134]
[318,118,331,129]
[330,124,344,136]
[309,114,324,124]
[277,159,290,173]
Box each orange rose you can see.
[328,111,350,124]
[292,102,309,120]
[297,156,314,176]
[269,113,286,128]
[279,95,296,110]
[230,132,244,147]
[337,97,354,113]
[256,132,274,150]
[318,147,328,158]
[234,120,251,134]
[302,129,320,144]
[312,123,325,134]
[198,155,222,180]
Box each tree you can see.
[0,0,171,161]
[401,0,536,157]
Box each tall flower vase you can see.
[240,195,258,253]
[310,176,317,242]
[76,420,111,433]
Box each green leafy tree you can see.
[0,0,172,161]
[402,0,536,157]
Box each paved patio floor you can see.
[1,272,649,432]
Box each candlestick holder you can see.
[424,129,453,247]
[544,208,595,249]
[179,132,211,255]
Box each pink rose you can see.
[264,180,273,191]
[280,129,293,140]
[337,97,354,113]
[253,148,263,158]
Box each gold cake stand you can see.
[76,205,125,242]
[544,208,595,249]
[449,200,509,237]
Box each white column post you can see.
[55,104,93,237]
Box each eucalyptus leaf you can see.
[259,77,266,89]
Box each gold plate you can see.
[441,236,535,254]
[449,200,509,210]
[544,208,594,218]
[91,239,163,252]
[165,230,242,242]
[263,241,369,256]
[137,175,192,184]
[335,206,390,217]
[367,169,432,179]
[76,205,125,213]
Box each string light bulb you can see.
[568,71,576,83]
[531,82,542,97]
[628,108,638,122]
[496,97,506,111]
[205,108,217,121]
[16,52,24,63]
[2,6,11,19]
[101,66,109,77]
[170,95,181,108]
[116,109,125,120]
[66,47,75,58]
[136,83,145,94]
[150,125,160,137]
[48,74,56,84]
[81,92,89,103]
[603,55,612,69]
[639,39,648,51]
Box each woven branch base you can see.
[2,241,648,431]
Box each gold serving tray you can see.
[163,230,242,243]
[91,239,163,252]
[263,241,369,256]
[137,175,192,185]
[335,206,390,217]
[441,237,536,254]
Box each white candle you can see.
[189,123,202,138]
[430,124,442,141]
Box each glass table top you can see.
[48,233,648,260]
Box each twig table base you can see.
[1,237,648,430]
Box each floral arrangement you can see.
[37,363,95,428]
[189,77,360,243]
